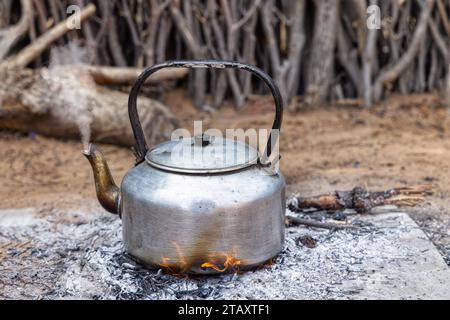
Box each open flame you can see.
[160,242,189,275]
[200,254,241,273]
[159,242,242,274]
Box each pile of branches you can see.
[1,0,449,109]
[0,1,183,147]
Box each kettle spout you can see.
[83,144,120,214]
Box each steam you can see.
[43,40,94,151]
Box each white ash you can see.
[1,207,449,299]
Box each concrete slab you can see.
[0,208,449,299]
[351,213,450,300]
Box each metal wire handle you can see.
[128,60,284,165]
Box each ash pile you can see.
[1,206,450,300]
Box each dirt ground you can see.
[1,91,449,263]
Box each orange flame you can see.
[200,254,241,273]
[173,242,188,270]
[159,241,190,275]
[159,242,242,274]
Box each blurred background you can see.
[1,0,449,108]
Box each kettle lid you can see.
[145,134,259,173]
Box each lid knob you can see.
[193,134,215,147]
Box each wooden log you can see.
[84,65,188,85]
[0,67,178,147]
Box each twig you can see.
[286,216,356,230]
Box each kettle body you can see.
[121,159,285,274]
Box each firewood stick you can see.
[285,216,356,230]
[288,185,431,214]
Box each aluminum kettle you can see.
[84,60,285,274]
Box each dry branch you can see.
[428,19,449,61]
[84,65,188,85]
[169,0,207,108]
[437,0,450,36]
[0,0,32,60]
[362,0,379,107]
[0,0,449,108]
[304,0,339,106]
[0,3,96,69]
[260,0,306,104]
[446,61,450,108]
[288,185,431,214]
[372,0,435,102]
[285,216,356,230]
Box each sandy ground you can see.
[0,92,449,263]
